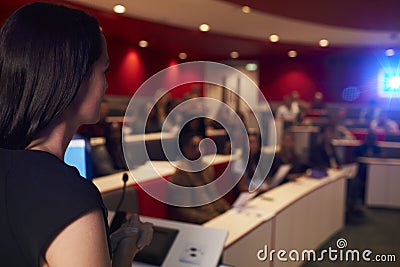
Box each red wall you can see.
[105,36,400,107]
[258,50,400,107]
[259,56,325,102]
[105,37,203,99]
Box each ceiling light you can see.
[269,34,280,43]
[138,40,148,48]
[113,4,126,14]
[319,39,329,47]
[386,49,395,56]
[199,23,210,32]
[242,6,251,14]
[178,52,187,60]
[288,50,298,58]
[230,51,239,59]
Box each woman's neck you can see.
[26,117,78,160]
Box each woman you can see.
[309,124,341,170]
[0,3,152,267]
[269,131,306,182]
[167,133,230,224]
[233,132,264,193]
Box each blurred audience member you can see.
[309,124,341,170]
[145,102,163,133]
[153,90,173,122]
[126,101,150,134]
[269,131,307,183]
[275,95,297,128]
[310,91,326,110]
[106,122,126,170]
[290,90,308,119]
[370,111,399,134]
[183,84,201,100]
[297,108,313,126]
[359,99,380,126]
[232,132,264,193]
[329,108,356,140]
[141,90,177,133]
[354,130,381,158]
[167,133,230,224]
[347,130,382,218]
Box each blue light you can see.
[377,69,400,98]
[386,76,400,90]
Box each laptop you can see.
[267,163,292,188]
[233,164,292,208]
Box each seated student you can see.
[268,131,307,183]
[310,91,326,111]
[145,103,163,133]
[354,130,382,157]
[232,132,264,193]
[275,95,297,129]
[370,111,399,134]
[232,131,301,194]
[290,90,308,119]
[347,130,382,218]
[328,108,356,140]
[359,98,380,126]
[167,133,230,224]
[309,124,341,170]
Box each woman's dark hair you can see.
[241,132,261,160]
[0,2,102,149]
[242,132,261,180]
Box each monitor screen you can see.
[64,136,92,180]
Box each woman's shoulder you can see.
[5,148,75,176]
[2,148,101,199]
[1,149,107,266]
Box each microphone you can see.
[110,173,129,233]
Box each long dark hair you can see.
[0,2,102,149]
[243,132,261,179]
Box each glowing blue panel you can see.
[378,69,400,98]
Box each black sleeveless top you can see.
[0,148,110,266]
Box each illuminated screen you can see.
[378,69,400,98]
[64,137,92,180]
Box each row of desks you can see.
[93,153,237,218]
[204,168,352,267]
[94,154,354,267]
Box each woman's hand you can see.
[127,214,153,250]
[110,214,153,267]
